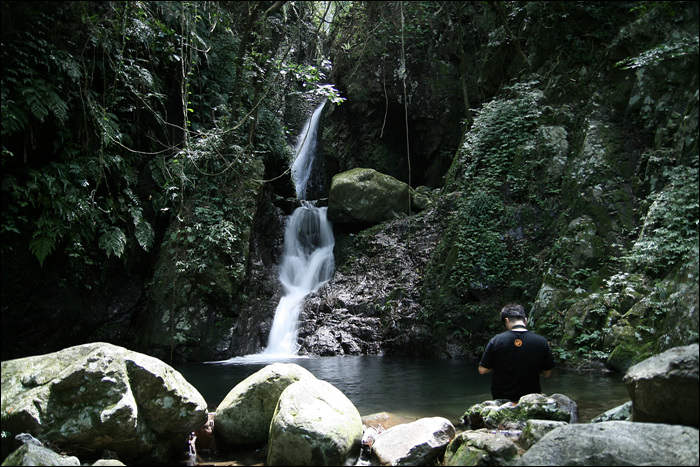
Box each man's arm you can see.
[478,365,493,375]
[540,369,552,378]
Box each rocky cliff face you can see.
[104,2,698,367]
[261,2,699,368]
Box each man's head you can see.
[500,304,527,328]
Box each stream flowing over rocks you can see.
[2,342,699,466]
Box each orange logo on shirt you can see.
[514,339,523,347]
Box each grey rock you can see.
[371,416,455,466]
[1,342,207,464]
[518,419,568,450]
[214,363,316,447]
[2,442,80,466]
[267,379,363,466]
[91,460,126,466]
[624,343,699,427]
[463,394,576,430]
[590,401,633,423]
[518,421,699,466]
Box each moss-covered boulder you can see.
[463,394,576,430]
[0,342,207,465]
[590,401,633,423]
[328,168,410,224]
[267,379,363,466]
[519,419,569,450]
[214,363,316,448]
[443,429,520,466]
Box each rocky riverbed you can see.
[1,342,698,466]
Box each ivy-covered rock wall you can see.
[310,1,698,368]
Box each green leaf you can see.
[99,226,126,258]
[22,87,49,122]
[134,217,155,252]
[29,229,57,267]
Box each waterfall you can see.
[291,102,325,200]
[262,102,334,356]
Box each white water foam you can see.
[263,101,334,357]
[213,102,334,363]
[262,202,334,355]
[291,102,325,200]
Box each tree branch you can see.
[489,1,530,71]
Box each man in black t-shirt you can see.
[478,304,555,402]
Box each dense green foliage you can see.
[0,1,344,358]
[1,1,697,365]
[421,82,549,346]
[1,1,341,277]
[627,162,699,276]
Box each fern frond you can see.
[1,102,29,134]
[29,229,57,267]
[22,86,49,122]
[46,88,69,125]
[130,206,155,251]
[99,226,126,258]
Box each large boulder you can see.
[0,342,207,464]
[1,442,81,466]
[370,416,455,466]
[214,363,316,448]
[267,379,363,466]
[517,421,699,466]
[443,429,519,466]
[623,343,699,427]
[328,168,410,224]
[463,394,576,430]
[518,419,568,450]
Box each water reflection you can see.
[175,356,629,425]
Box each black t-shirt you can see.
[479,327,556,401]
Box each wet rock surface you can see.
[297,206,447,357]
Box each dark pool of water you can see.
[174,355,630,426]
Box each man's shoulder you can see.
[493,330,514,340]
[490,330,520,345]
[525,331,551,344]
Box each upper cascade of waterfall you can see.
[291,102,326,200]
[258,101,334,357]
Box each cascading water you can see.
[291,102,325,200]
[262,102,334,356]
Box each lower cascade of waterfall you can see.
[213,102,332,363]
[262,201,334,356]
